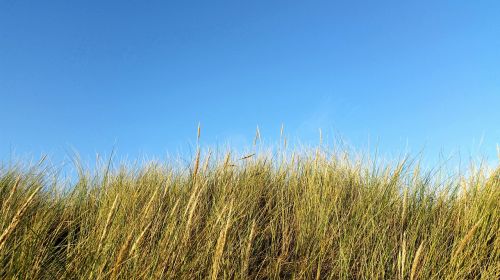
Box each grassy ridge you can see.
[0,149,498,279]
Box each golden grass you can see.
[0,147,498,279]
[410,241,425,280]
[0,184,41,252]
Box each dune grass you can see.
[0,147,498,279]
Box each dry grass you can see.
[0,147,498,279]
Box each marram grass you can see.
[0,148,498,279]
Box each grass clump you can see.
[0,147,498,279]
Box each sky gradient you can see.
[1,1,499,167]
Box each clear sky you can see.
[1,1,499,166]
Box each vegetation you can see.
[0,144,498,279]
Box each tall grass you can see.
[0,147,498,279]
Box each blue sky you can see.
[1,1,499,166]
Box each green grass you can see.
[0,147,498,279]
